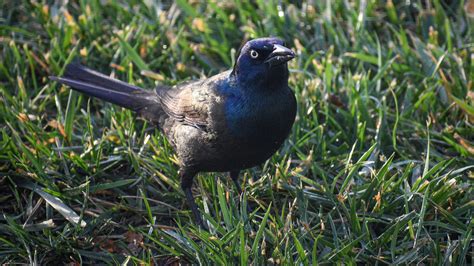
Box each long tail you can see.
[50,63,159,113]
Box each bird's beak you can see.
[264,44,295,67]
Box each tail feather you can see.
[50,63,158,112]
[62,63,142,94]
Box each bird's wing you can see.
[156,82,211,130]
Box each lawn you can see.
[1,0,473,264]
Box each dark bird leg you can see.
[230,170,242,195]
[230,170,252,214]
[180,169,205,228]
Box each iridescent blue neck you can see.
[231,64,289,90]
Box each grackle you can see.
[51,37,296,227]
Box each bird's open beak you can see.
[264,44,295,67]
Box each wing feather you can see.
[156,84,210,129]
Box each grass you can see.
[1,0,473,264]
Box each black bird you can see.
[51,37,297,227]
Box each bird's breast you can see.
[220,87,296,147]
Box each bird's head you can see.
[231,37,295,87]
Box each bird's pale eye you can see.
[250,49,259,59]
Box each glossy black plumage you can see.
[51,37,296,227]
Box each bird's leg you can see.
[230,170,242,195]
[180,169,206,229]
[230,170,252,214]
